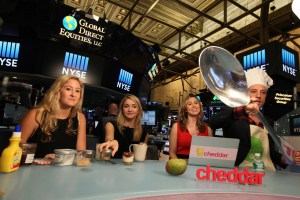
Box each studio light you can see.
[292,0,300,19]
[85,8,99,21]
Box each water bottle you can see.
[253,153,265,173]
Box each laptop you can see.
[188,136,240,168]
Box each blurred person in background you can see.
[94,102,118,143]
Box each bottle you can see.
[253,153,265,173]
[0,125,23,172]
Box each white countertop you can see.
[0,160,300,200]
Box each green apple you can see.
[165,159,187,176]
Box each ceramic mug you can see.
[129,143,148,161]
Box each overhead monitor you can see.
[141,110,156,126]
[289,114,300,136]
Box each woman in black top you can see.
[102,94,148,158]
[20,75,87,158]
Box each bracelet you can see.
[106,139,114,142]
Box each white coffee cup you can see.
[129,143,148,162]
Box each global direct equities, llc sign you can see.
[60,16,105,47]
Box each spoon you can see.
[199,46,295,165]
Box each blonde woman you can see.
[20,75,86,158]
[100,94,148,158]
[169,95,213,160]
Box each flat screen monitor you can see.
[208,106,225,119]
[202,106,209,122]
[141,110,156,126]
[289,114,300,135]
[4,103,28,125]
[147,63,159,81]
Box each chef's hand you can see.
[244,99,260,116]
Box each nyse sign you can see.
[62,67,86,79]
[0,58,18,67]
[117,69,132,92]
[282,49,297,77]
[61,52,89,79]
[0,41,20,68]
[282,64,296,76]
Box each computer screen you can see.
[202,106,209,122]
[208,106,225,119]
[289,114,300,135]
[141,110,156,126]
[147,63,159,81]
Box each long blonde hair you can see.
[178,95,206,132]
[117,94,143,141]
[35,75,84,142]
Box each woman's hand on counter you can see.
[44,153,55,160]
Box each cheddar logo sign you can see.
[196,166,265,185]
[117,69,133,91]
[0,41,20,68]
[61,52,89,79]
[192,146,234,159]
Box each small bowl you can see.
[54,149,76,166]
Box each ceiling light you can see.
[156,24,163,29]
[98,0,105,6]
[85,8,99,21]
[119,9,127,14]
[116,15,123,20]
[71,0,81,4]
[95,6,103,13]
[292,0,300,19]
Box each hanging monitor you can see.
[141,110,156,126]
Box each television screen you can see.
[208,106,225,119]
[202,106,209,122]
[147,63,159,81]
[141,110,156,126]
[289,114,300,135]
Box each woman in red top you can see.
[169,95,212,159]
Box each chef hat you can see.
[245,68,273,89]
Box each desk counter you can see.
[0,160,300,200]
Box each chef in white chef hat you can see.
[244,67,273,112]
[245,68,273,90]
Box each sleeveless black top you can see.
[28,116,79,158]
[110,121,147,158]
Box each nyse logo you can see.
[0,41,20,68]
[243,49,267,71]
[282,49,296,77]
[117,69,132,91]
[61,52,89,79]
